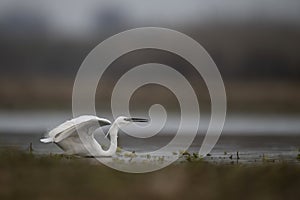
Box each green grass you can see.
[1,149,300,200]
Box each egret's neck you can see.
[108,123,119,145]
[101,122,119,156]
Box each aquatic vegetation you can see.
[27,142,34,153]
[193,153,198,158]
[111,157,126,164]
[49,153,78,160]
[124,151,137,158]
[179,149,189,155]
[182,151,191,156]
[297,154,300,161]
[158,156,165,162]
[123,152,132,157]
[185,155,192,162]
[262,154,266,161]
[262,154,275,163]
[225,152,240,161]
[180,151,203,162]
[116,146,122,153]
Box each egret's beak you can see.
[105,118,148,138]
[126,118,149,122]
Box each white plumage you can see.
[40,115,148,157]
[41,115,111,143]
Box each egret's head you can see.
[115,116,148,127]
[105,116,148,138]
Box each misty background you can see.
[0,0,300,136]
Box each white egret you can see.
[40,115,148,157]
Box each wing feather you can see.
[40,115,111,143]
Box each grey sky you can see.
[0,0,299,36]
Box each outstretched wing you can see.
[40,115,111,143]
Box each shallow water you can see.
[1,111,300,164]
[1,132,300,164]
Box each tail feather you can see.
[40,137,53,143]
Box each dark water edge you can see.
[1,132,300,164]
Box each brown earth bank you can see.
[0,149,300,200]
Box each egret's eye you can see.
[124,118,130,121]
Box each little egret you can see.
[40,115,148,156]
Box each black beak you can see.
[126,118,148,122]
